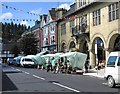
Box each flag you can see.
[6,6,8,9]
[2,4,4,6]
[52,17,56,20]
[62,17,66,21]
[10,7,12,9]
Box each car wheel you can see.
[107,76,115,88]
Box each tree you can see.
[19,33,38,55]
[11,44,20,57]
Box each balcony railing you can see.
[72,24,89,37]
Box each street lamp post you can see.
[95,40,98,74]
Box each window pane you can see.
[98,9,100,15]
[107,56,117,66]
[109,12,112,21]
[98,16,101,24]
[117,57,120,66]
[96,17,97,25]
[93,12,95,18]
[113,11,115,20]
[116,2,119,9]
[93,18,95,26]
[109,5,111,12]
[112,4,115,11]
[116,10,119,19]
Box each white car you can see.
[104,51,120,88]
[20,56,35,67]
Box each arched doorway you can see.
[114,35,120,51]
[61,43,66,52]
[69,41,75,50]
[82,41,88,54]
[84,41,89,60]
[78,38,89,60]
[107,34,120,52]
[91,37,105,66]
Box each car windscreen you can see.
[107,56,117,67]
[24,58,33,62]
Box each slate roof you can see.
[49,8,56,20]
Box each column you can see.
[89,49,96,68]
[105,48,113,62]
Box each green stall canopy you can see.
[32,54,46,65]
[59,52,87,69]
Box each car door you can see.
[105,56,117,78]
[116,57,120,83]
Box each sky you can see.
[0,0,74,27]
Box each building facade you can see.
[57,1,120,68]
[40,8,58,53]
[30,21,41,53]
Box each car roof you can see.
[109,51,120,56]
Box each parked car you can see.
[13,56,23,66]
[7,58,15,65]
[104,51,120,88]
[20,55,35,67]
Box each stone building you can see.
[57,0,120,68]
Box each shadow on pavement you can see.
[4,71,22,74]
[2,72,18,91]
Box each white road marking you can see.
[53,82,80,92]
[102,83,107,85]
[16,69,21,71]
[24,72,30,74]
[10,67,80,92]
[32,75,45,80]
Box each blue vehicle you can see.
[7,58,15,65]
[13,56,23,66]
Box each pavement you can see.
[83,68,105,79]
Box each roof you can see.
[109,52,120,56]
[31,23,40,31]
[49,8,57,20]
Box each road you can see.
[1,64,120,93]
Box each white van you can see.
[104,51,120,88]
[20,55,35,67]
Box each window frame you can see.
[93,9,101,26]
[108,2,119,22]
[107,56,117,67]
[61,23,66,35]
[70,19,75,32]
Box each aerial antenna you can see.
[58,0,59,9]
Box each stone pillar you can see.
[105,48,113,62]
[89,49,96,68]
[105,50,110,61]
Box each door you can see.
[105,56,117,78]
[116,57,120,83]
